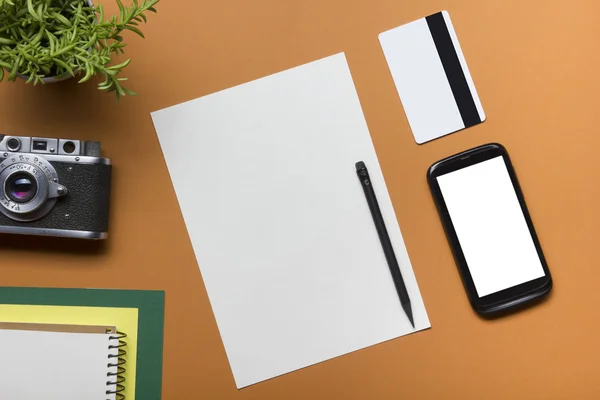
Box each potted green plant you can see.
[0,0,159,101]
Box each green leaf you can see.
[70,26,77,42]
[97,3,105,22]
[97,75,112,89]
[46,31,56,54]
[123,25,144,38]
[107,58,131,70]
[123,87,136,96]
[52,43,75,56]
[19,49,37,63]
[0,37,16,45]
[116,0,125,22]
[26,0,41,21]
[8,55,21,80]
[83,32,97,49]
[31,26,45,45]
[115,82,125,95]
[51,12,71,27]
[52,58,74,76]
[78,62,93,83]
[36,3,44,20]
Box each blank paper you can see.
[0,329,117,400]
[151,53,430,388]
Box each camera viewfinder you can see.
[32,140,47,151]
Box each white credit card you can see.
[379,11,486,144]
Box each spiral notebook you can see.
[0,322,128,400]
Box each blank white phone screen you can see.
[436,156,545,297]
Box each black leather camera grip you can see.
[0,161,112,233]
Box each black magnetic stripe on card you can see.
[425,12,481,128]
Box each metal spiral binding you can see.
[106,331,127,400]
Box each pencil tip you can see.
[403,303,415,328]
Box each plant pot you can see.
[17,71,74,84]
[16,0,94,84]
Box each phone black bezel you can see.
[427,143,552,315]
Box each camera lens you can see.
[0,157,59,222]
[6,138,20,152]
[6,172,37,203]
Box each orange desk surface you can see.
[0,0,597,398]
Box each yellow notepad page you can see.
[0,305,138,400]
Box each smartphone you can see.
[427,143,552,315]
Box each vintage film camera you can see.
[0,135,112,239]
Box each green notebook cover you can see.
[0,287,165,400]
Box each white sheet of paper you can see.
[151,53,430,388]
[0,329,116,400]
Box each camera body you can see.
[0,135,112,239]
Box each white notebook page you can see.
[0,329,117,400]
[152,52,430,388]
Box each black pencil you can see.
[355,161,414,327]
